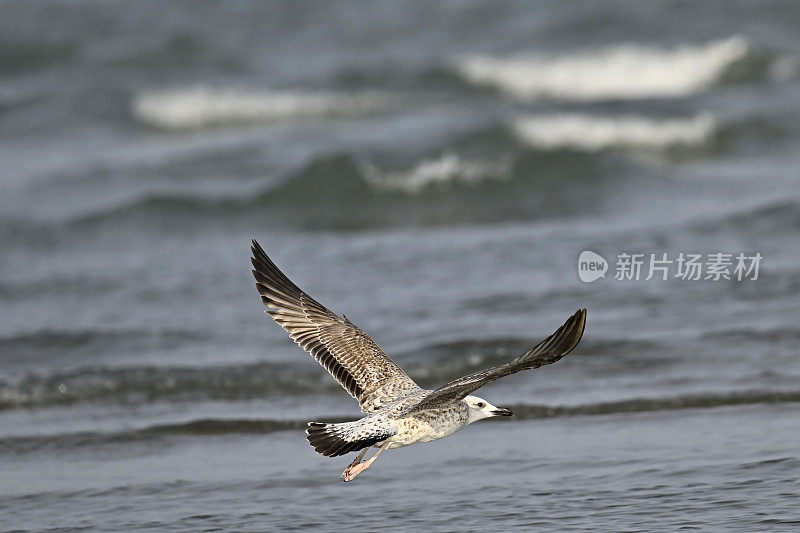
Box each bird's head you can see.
[464,395,513,423]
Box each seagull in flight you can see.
[250,239,586,481]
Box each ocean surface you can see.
[2,1,799,531]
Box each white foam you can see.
[363,154,509,194]
[512,113,716,151]
[454,37,749,101]
[132,87,390,130]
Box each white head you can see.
[464,395,514,424]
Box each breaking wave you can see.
[3,389,798,455]
[0,363,338,410]
[508,389,800,419]
[362,153,511,193]
[0,327,209,363]
[511,113,717,152]
[131,87,392,130]
[0,344,531,410]
[50,150,612,234]
[0,418,308,455]
[453,36,750,101]
[16,148,627,236]
[1,335,651,411]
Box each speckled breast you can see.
[390,402,470,448]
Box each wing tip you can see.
[575,308,587,335]
[251,238,272,264]
[510,307,587,365]
[562,307,587,355]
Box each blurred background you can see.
[1,1,798,531]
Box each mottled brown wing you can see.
[251,239,420,412]
[403,308,586,415]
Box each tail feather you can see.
[306,421,393,457]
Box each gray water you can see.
[1,1,799,531]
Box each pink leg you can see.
[341,441,391,482]
[340,448,368,480]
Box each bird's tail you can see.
[306,421,394,457]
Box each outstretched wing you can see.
[251,239,420,413]
[403,309,586,415]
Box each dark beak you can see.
[491,407,514,417]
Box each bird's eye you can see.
[476,402,485,408]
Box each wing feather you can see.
[251,239,420,412]
[403,309,586,414]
